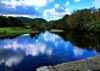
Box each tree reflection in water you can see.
[54,31,100,52]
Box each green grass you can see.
[0,28,39,38]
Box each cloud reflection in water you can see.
[0,31,98,67]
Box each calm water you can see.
[0,31,99,71]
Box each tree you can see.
[8,16,24,27]
[30,19,41,30]
[0,15,24,27]
[0,15,8,27]
[67,9,92,30]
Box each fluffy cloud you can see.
[0,31,64,67]
[3,40,53,56]
[43,4,71,21]
[0,4,41,18]
[0,0,53,18]
[0,31,98,67]
[25,43,52,56]
[73,47,84,57]
[0,49,25,67]
[74,0,80,2]
[66,1,70,6]
[0,0,71,20]
[94,0,100,8]
[55,4,60,8]
[0,0,54,8]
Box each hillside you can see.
[16,17,33,24]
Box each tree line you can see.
[0,7,100,31]
[30,7,100,31]
[0,15,24,27]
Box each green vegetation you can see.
[0,7,100,38]
[0,28,38,38]
[55,30,100,52]
[45,8,100,31]
[0,16,24,27]
[28,7,100,32]
[29,18,47,31]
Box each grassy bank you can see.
[0,28,39,38]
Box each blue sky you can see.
[0,0,100,21]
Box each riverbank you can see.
[50,29,64,33]
[37,55,100,71]
[0,28,39,38]
[0,28,100,39]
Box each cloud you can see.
[0,31,98,67]
[0,0,53,18]
[65,1,70,6]
[2,40,53,56]
[0,49,25,67]
[0,34,54,67]
[0,0,71,20]
[43,4,71,21]
[55,4,60,8]
[0,31,65,67]
[25,43,52,56]
[0,4,41,18]
[5,55,24,67]
[0,5,41,15]
[43,31,62,42]
[94,0,100,8]
[73,46,84,57]
[0,14,39,19]
[0,0,54,8]
[74,0,80,2]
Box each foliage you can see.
[29,18,47,31]
[1,7,100,31]
[0,15,25,27]
[44,7,100,31]
[0,28,38,38]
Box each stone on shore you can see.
[36,55,100,71]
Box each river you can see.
[0,31,99,71]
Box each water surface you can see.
[0,31,99,71]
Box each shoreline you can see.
[0,28,39,39]
[36,55,100,71]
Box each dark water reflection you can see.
[55,31,100,52]
[0,31,99,71]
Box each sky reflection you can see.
[0,31,98,70]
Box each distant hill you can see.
[16,17,33,24]
[17,17,47,25]
[32,18,47,24]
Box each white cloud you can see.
[0,14,39,19]
[0,31,75,67]
[2,35,53,56]
[43,31,61,42]
[43,4,71,21]
[66,1,70,6]
[74,0,80,2]
[73,46,84,57]
[0,49,24,67]
[55,4,60,8]
[5,56,23,67]
[1,0,54,8]
[94,0,100,8]
[25,43,52,56]
[4,40,24,51]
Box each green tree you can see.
[8,16,24,27]
[0,15,8,27]
[30,19,41,30]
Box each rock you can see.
[36,66,50,71]
[36,55,100,71]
